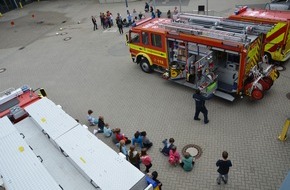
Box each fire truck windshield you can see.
[130,32,140,44]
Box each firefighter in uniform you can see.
[193,89,214,124]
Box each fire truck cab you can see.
[127,15,279,101]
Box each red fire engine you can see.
[126,15,279,101]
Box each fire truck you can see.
[0,86,154,190]
[229,6,290,62]
[126,15,279,101]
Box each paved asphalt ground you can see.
[0,0,289,189]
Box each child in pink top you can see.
[168,146,180,166]
[140,148,152,173]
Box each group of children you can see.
[87,110,232,186]
[160,138,195,172]
[87,110,162,189]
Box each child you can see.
[97,116,105,133]
[150,171,162,190]
[132,131,143,148]
[168,146,180,166]
[111,129,119,144]
[103,123,112,137]
[141,131,153,149]
[160,138,174,156]
[118,140,128,160]
[128,145,140,169]
[87,110,98,126]
[216,151,232,185]
[140,148,152,173]
[115,128,131,144]
[180,152,195,171]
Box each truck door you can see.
[142,31,168,69]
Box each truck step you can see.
[214,90,235,101]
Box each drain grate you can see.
[182,144,202,159]
[0,68,6,73]
[63,37,72,41]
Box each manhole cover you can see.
[0,68,6,73]
[182,144,202,159]
[63,37,72,41]
[286,93,290,100]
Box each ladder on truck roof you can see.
[159,21,250,44]
[177,13,273,35]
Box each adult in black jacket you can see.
[192,89,214,124]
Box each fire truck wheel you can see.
[262,76,273,87]
[258,79,270,91]
[251,88,264,100]
[140,59,152,73]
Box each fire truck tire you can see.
[251,88,264,100]
[262,76,273,87]
[140,58,152,73]
[258,79,270,91]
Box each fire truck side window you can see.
[131,32,140,44]
[142,32,149,45]
[151,33,162,48]
[227,53,240,64]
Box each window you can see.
[130,32,140,44]
[142,32,149,45]
[227,53,240,63]
[151,33,162,48]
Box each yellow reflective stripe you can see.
[264,43,275,52]
[246,38,261,73]
[129,44,167,58]
[269,33,284,44]
[267,23,286,37]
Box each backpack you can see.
[117,18,122,26]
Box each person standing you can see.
[138,11,143,20]
[192,89,214,124]
[91,16,98,31]
[116,16,123,34]
[216,151,232,185]
[145,2,149,12]
[150,171,162,190]
[156,9,162,18]
[167,10,172,18]
[173,6,178,15]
